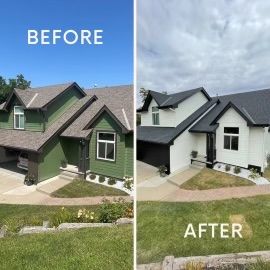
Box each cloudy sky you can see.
[137,0,270,105]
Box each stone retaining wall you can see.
[137,250,270,270]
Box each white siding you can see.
[140,91,208,127]
[216,108,249,168]
[216,108,265,170]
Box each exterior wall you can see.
[46,87,83,127]
[61,138,80,166]
[140,92,208,127]
[89,112,131,179]
[216,108,249,168]
[124,134,133,177]
[38,137,65,182]
[170,130,198,173]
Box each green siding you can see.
[124,134,133,177]
[46,87,82,127]
[61,138,80,166]
[89,112,133,179]
[25,111,43,131]
[0,110,13,129]
[38,137,65,182]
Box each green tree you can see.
[0,74,31,104]
[139,87,149,103]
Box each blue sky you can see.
[0,0,133,88]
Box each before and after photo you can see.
[0,0,270,269]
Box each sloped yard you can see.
[180,168,255,190]
[137,195,270,264]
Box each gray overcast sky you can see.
[137,0,270,105]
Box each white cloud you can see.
[137,0,270,105]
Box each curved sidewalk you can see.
[161,184,270,202]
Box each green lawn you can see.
[52,179,128,198]
[180,168,254,190]
[0,204,132,269]
[137,195,270,264]
[0,226,132,270]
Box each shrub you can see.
[99,176,105,183]
[108,177,117,185]
[77,208,97,223]
[225,164,231,171]
[249,168,260,180]
[157,165,167,177]
[267,154,270,166]
[89,174,96,180]
[24,173,36,186]
[234,166,241,174]
[61,159,67,168]
[123,177,133,191]
[98,198,132,223]
[191,150,198,158]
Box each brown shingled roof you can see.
[0,95,95,152]
[61,85,133,138]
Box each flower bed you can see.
[86,174,134,195]
[214,163,270,185]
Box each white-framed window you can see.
[224,127,239,151]
[152,106,160,125]
[14,106,25,130]
[97,132,116,161]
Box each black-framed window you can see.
[224,127,239,150]
[152,106,160,125]
[97,132,115,161]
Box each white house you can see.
[137,87,270,174]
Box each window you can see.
[14,106,25,129]
[152,106,160,125]
[224,127,239,150]
[97,132,115,161]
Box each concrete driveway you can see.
[137,161,159,183]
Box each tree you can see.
[0,74,31,104]
[139,87,149,103]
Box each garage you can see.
[137,141,170,174]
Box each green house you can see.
[0,83,133,182]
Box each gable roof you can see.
[61,85,134,139]
[0,95,96,152]
[138,87,210,112]
[137,99,217,144]
[0,82,86,110]
[190,87,270,133]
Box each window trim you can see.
[152,106,160,125]
[223,127,239,151]
[13,106,25,130]
[96,131,116,162]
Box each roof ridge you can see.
[217,87,270,98]
[25,82,74,91]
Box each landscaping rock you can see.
[43,221,50,228]
[0,225,7,238]
[115,218,133,225]
[19,226,56,235]
[57,223,114,230]
[162,256,174,270]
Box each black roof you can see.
[138,87,210,111]
[190,88,270,133]
[137,99,217,144]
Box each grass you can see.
[137,195,270,264]
[0,226,132,270]
[180,168,255,190]
[52,179,128,198]
[0,204,132,269]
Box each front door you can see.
[206,133,216,163]
[78,140,90,175]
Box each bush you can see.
[24,173,36,186]
[77,208,97,223]
[191,150,198,158]
[89,174,96,180]
[157,165,167,177]
[123,177,133,191]
[108,177,117,185]
[267,154,270,166]
[98,198,133,223]
[225,164,231,171]
[234,166,241,174]
[50,207,74,227]
[249,168,260,180]
[99,176,105,183]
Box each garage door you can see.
[137,141,170,173]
